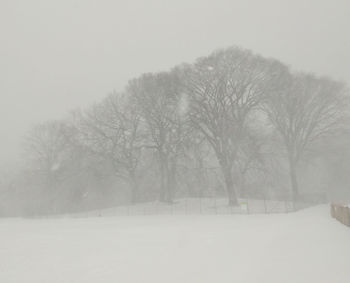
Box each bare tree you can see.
[233,131,267,198]
[184,47,286,205]
[75,92,143,203]
[24,120,72,212]
[128,71,190,203]
[265,73,348,202]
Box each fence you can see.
[69,197,298,218]
[330,203,350,227]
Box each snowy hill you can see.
[0,205,349,283]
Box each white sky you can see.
[1,0,350,166]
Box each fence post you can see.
[263,196,267,214]
[330,203,335,218]
[285,200,288,213]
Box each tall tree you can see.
[128,71,190,202]
[184,47,286,205]
[75,92,143,203]
[24,120,72,212]
[233,131,267,197]
[265,73,347,201]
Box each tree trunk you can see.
[159,164,166,202]
[130,177,138,204]
[288,158,299,204]
[166,158,176,203]
[240,178,246,198]
[47,171,57,214]
[221,163,238,206]
[159,151,168,202]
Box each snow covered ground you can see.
[0,205,349,283]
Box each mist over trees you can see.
[1,46,349,216]
[264,74,347,202]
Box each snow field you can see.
[0,205,349,283]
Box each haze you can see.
[1,0,350,166]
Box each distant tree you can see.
[233,131,267,198]
[75,92,143,203]
[321,127,350,199]
[24,120,72,212]
[128,71,190,202]
[265,73,348,201]
[184,47,286,205]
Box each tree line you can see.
[12,46,349,215]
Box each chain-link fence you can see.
[71,197,298,218]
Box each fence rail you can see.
[330,203,350,227]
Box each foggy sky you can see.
[1,0,350,167]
